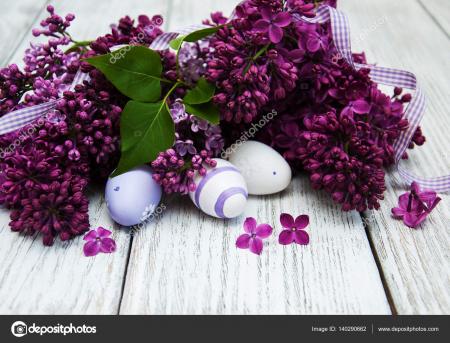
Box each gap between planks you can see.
[341,0,450,314]
[417,0,450,40]
[118,0,390,315]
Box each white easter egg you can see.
[189,159,248,219]
[228,141,292,195]
[105,165,162,226]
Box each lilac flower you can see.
[254,8,292,44]
[236,217,273,255]
[68,148,81,161]
[392,182,441,228]
[178,43,207,84]
[306,32,329,53]
[151,15,164,26]
[341,99,372,117]
[205,125,224,155]
[278,213,310,245]
[174,139,197,156]
[170,99,188,123]
[83,227,116,257]
[207,24,271,123]
[190,116,209,132]
[45,109,66,124]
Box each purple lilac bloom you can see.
[83,227,116,256]
[392,182,441,228]
[0,8,166,245]
[174,139,197,156]
[236,217,273,255]
[170,99,189,123]
[278,213,310,245]
[253,7,292,44]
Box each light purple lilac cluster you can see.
[149,40,225,195]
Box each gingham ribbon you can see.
[0,24,207,137]
[149,24,210,50]
[1,9,448,191]
[296,5,450,192]
[0,70,89,135]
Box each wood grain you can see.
[119,0,390,314]
[0,0,171,314]
[120,176,390,314]
[341,0,450,314]
[418,0,450,37]
[0,0,448,315]
[0,0,49,66]
[0,192,130,314]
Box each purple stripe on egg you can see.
[214,187,248,219]
[194,166,240,208]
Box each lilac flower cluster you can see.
[0,8,163,245]
[207,0,329,123]
[151,96,224,194]
[0,7,226,244]
[208,0,426,212]
[0,0,430,247]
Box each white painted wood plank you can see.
[120,176,390,314]
[418,0,450,36]
[120,0,389,315]
[0,192,130,314]
[0,0,170,314]
[0,0,49,65]
[340,0,450,314]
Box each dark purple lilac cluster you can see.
[0,0,429,246]
[0,7,226,244]
[208,0,425,212]
[0,7,163,245]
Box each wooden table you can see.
[0,0,448,315]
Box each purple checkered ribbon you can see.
[0,70,90,136]
[1,9,448,191]
[0,24,206,137]
[295,5,450,192]
[149,24,209,50]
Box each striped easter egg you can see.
[189,159,248,219]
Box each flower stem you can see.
[65,40,93,54]
[162,81,183,112]
[253,44,271,60]
[243,44,271,75]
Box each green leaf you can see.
[169,26,222,51]
[184,26,222,42]
[112,100,175,176]
[169,35,185,50]
[183,77,215,105]
[185,101,220,125]
[85,46,163,102]
[65,40,92,54]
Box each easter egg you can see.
[105,165,162,226]
[228,141,292,195]
[189,159,248,219]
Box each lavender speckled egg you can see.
[105,165,162,226]
[189,159,248,219]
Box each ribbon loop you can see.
[296,5,450,192]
